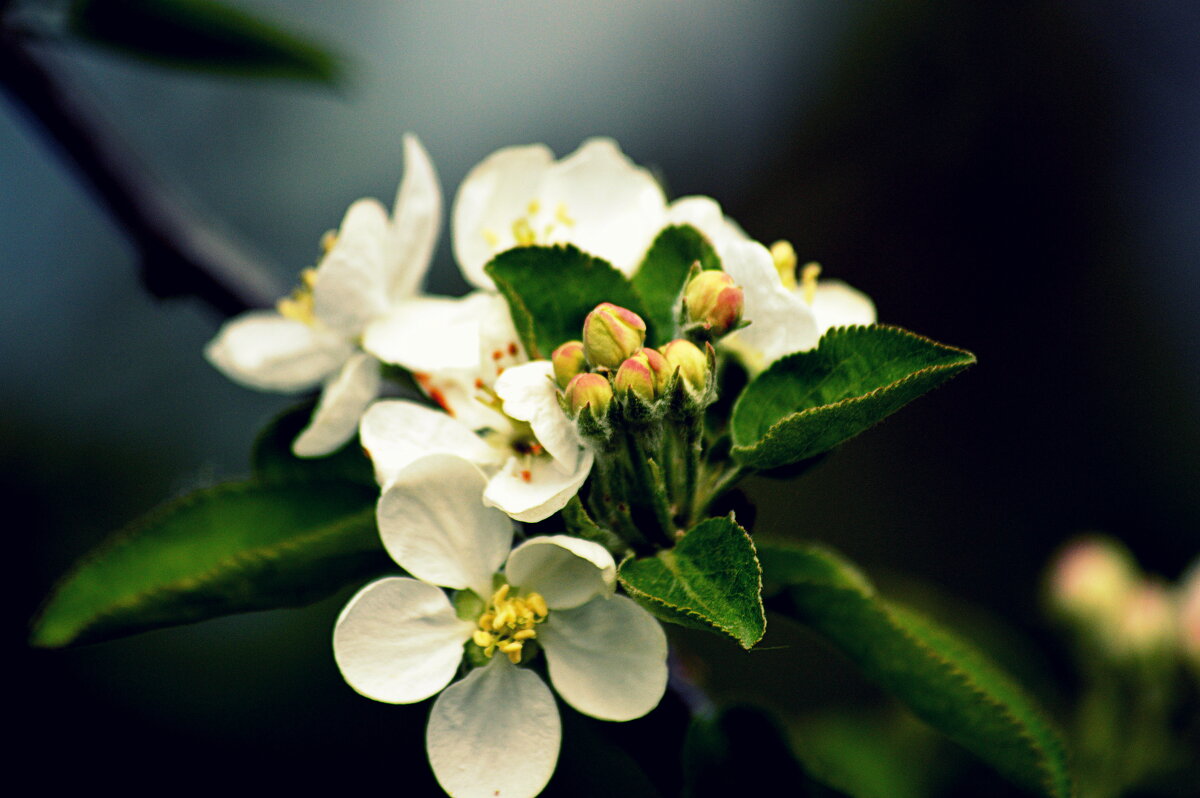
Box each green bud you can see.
[684,270,743,335]
[661,338,709,395]
[564,372,613,417]
[583,302,646,370]
[551,340,587,389]
[614,356,656,402]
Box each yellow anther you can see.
[800,262,822,305]
[276,268,320,326]
[473,585,549,665]
[770,240,798,292]
[300,267,318,289]
[512,217,537,246]
[320,231,338,254]
[527,199,541,215]
[483,228,500,248]
[527,593,548,617]
[555,203,575,227]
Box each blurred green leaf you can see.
[760,543,1073,798]
[730,326,975,470]
[252,400,375,486]
[485,244,653,358]
[68,0,341,84]
[683,705,817,798]
[631,225,721,346]
[31,480,385,647]
[789,711,947,798]
[618,515,765,649]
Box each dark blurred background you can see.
[7,2,1199,794]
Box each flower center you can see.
[770,240,822,304]
[276,267,318,325]
[472,584,549,664]
[483,200,576,251]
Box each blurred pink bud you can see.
[564,372,613,417]
[684,270,743,335]
[551,340,587,389]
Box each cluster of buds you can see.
[681,268,745,340]
[553,302,716,442]
[1047,537,1189,664]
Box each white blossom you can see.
[333,455,668,798]
[453,138,668,288]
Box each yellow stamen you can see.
[800,262,822,305]
[320,231,338,254]
[512,217,537,246]
[770,240,798,292]
[472,585,549,664]
[483,228,500,248]
[527,199,541,215]
[555,203,575,227]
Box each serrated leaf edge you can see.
[617,520,766,650]
[778,553,1072,798]
[31,480,376,648]
[731,325,976,464]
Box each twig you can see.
[0,30,282,317]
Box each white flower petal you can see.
[387,133,441,301]
[360,399,502,486]
[540,595,669,721]
[483,448,593,524]
[453,143,555,290]
[205,310,348,392]
[361,296,482,373]
[665,195,749,251]
[494,360,581,469]
[539,138,667,274]
[505,535,616,610]
[313,198,393,334]
[810,279,877,333]
[427,658,561,798]
[292,352,381,457]
[377,453,512,596]
[333,577,472,704]
[721,239,818,371]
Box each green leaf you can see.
[760,543,1073,798]
[631,225,721,345]
[683,706,814,798]
[252,400,375,486]
[484,244,653,358]
[68,0,341,84]
[731,326,975,470]
[618,516,765,649]
[31,480,385,648]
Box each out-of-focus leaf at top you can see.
[68,0,341,85]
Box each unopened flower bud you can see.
[684,270,743,335]
[1047,537,1138,626]
[1112,582,1177,659]
[640,347,672,394]
[551,340,587,389]
[564,373,613,417]
[661,339,709,395]
[583,303,646,370]
[614,356,656,403]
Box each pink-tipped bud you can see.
[684,270,743,335]
[1112,582,1177,659]
[551,340,587,389]
[564,372,613,417]
[614,356,657,402]
[640,347,673,394]
[661,339,709,394]
[583,303,646,370]
[1047,537,1138,625]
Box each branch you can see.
[0,31,283,317]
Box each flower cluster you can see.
[205,136,878,797]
